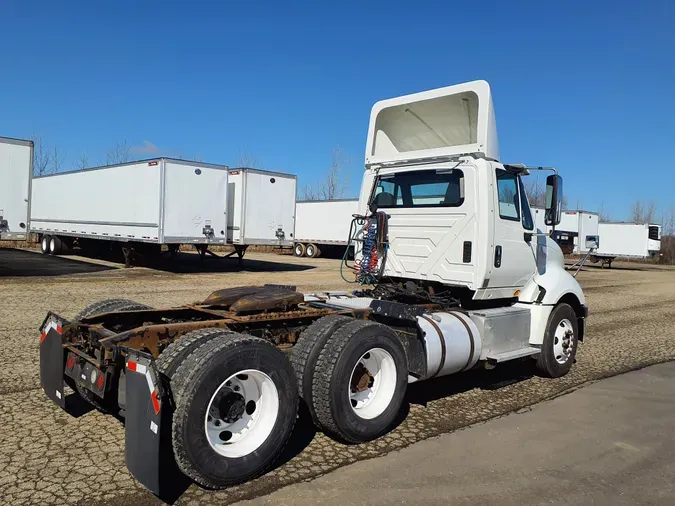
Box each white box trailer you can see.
[293,199,360,257]
[592,222,661,267]
[226,168,296,248]
[532,208,599,254]
[0,136,33,241]
[31,158,230,264]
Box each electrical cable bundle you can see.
[340,211,389,285]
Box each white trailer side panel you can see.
[0,137,33,240]
[295,200,360,245]
[228,169,296,246]
[596,223,655,258]
[162,161,228,243]
[31,161,162,241]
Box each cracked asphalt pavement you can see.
[1,248,674,505]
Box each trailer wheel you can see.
[74,298,152,321]
[41,235,50,254]
[305,243,319,258]
[312,320,407,443]
[290,314,352,426]
[170,333,298,488]
[49,236,63,255]
[294,243,306,257]
[536,303,579,378]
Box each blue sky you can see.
[1,1,674,220]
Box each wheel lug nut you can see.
[234,386,240,392]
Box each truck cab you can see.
[356,80,586,345]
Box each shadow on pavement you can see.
[62,248,315,274]
[0,248,114,277]
[406,359,537,406]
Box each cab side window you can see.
[496,170,520,221]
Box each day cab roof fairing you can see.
[364,80,499,168]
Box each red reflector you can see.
[66,355,75,370]
[148,161,159,166]
[127,361,137,372]
[96,373,105,390]
[151,390,161,415]
[39,332,47,343]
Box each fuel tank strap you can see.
[420,315,446,378]
[446,311,476,371]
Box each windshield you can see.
[371,169,465,209]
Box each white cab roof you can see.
[365,80,499,166]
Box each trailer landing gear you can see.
[193,244,248,265]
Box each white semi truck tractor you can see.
[39,80,586,497]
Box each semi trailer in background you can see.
[532,208,599,254]
[0,136,33,241]
[592,222,661,267]
[293,199,359,257]
[226,167,296,249]
[31,159,296,266]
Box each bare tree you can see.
[301,146,350,201]
[525,177,546,208]
[236,149,263,168]
[631,200,658,224]
[105,140,131,165]
[597,201,611,222]
[31,133,53,176]
[73,151,90,170]
[51,146,65,173]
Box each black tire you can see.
[49,236,63,255]
[294,243,306,257]
[290,315,352,426]
[305,243,319,258]
[157,328,233,389]
[170,333,298,489]
[41,235,50,254]
[536,303,579,378]
[74,299,151,321]
[312,320,408,444]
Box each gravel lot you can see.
[1,248,674,505]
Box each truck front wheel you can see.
[536,303,579,378]
[312,320,407,443]
[170,333,298,488]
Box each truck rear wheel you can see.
[536,303,579,378]
[312,320,407,443]
[74,298,151,321]
[290,314,352,427]
[170,333,298,489]
[294,243,306,257]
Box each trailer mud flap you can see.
[39,324,66,409]
[124,350,166,495]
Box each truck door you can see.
[489,168,536,289]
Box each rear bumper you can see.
[39,315,170,496]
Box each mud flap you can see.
[39,326,66,409]
[124,350,166,495]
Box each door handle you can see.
[494,245,502,268]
